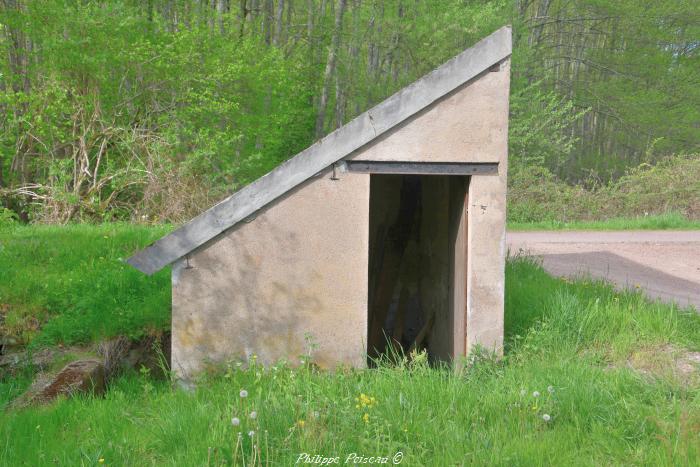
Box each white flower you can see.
[519,389,526,397]
[300,359,305,365]
[240,389,248,398]
[313,411,320,419]
[542,414,551,422]
[547,385,554,394]
[249,411,257,420]
[248,430,255,437]
[231,417,240,426]
[533,391,540,398]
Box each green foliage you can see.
[2,256,700,464]
[0,0,697,223]
[508,153,700,224]
[0,0,316,222]
[514,0,700,180]
[0,207,18,226]
[508,80,587,171]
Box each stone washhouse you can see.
[128,27,512,380]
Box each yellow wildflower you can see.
[297,420,305,428]
[356,393,377,409]
[362,413,369,423]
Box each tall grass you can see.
[8,358,699,466]
[2,252,699,465]
[0,224,172,346]
[508,212,700,231]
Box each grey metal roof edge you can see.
[127,26,512,275]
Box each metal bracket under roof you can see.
[345,161,499,176]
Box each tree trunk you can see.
[263,0,273,45]
[273,0,284,46]
[217,0,227,33]
[315,0,347,139]
[239,0,248,38]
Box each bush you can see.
[508,154,700,223]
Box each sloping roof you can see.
[128,26,512,275]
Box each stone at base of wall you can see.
[9,359,106,409]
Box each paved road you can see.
[507,231,700,311]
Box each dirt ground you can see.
[507,231,700,311]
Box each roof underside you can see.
[128,26,512,275]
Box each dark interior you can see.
[367,174,469,365]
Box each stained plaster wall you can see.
[348,61,510,165]
[465,60,509,355]
[351,59,511,356]
[171,58,510,377]
[171,168,370,379]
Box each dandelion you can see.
[362,413,369,423]
[519,389,526,397]
[240,389,248,398]
[297,420,305,428]
[542,414,551,422]
[231,417,241,426]
[98,459,105,464]
[547,386,554,394]
[249,411,257,420]
[533,391,540,398]
[248,430,255,437]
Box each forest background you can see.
[0,0,697,225]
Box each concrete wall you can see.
[348,65,509,164]
[171,58,510,377]
[352,59,511,357]
[171,169,370,380]
[465,60,510,355]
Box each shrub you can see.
[508,154,700,223]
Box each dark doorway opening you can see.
[367,174,469,365]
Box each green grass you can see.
[508,212,700,231]
[2,227,700,465]
[0,223,172,347]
